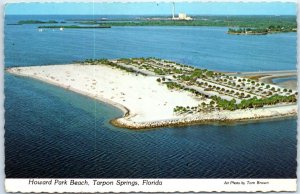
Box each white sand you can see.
[7,64,297,129]
[7,64,199,122]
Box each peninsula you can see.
[6,58,297,129]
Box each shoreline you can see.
[111,104,297,129]
[226,70,297,90]
[6,68,131,121]
[6,64,297,130]
[225,70,296,76]
[259,74,297,84]
[111,112,297,130]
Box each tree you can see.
[206,71,214,77]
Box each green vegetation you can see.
[76,21,99,25]
[228,25,296,35]
[82,57,297,115]
[174,94,297,114]
[164,82,185,90]
[83,59,147,75]
[72,15,296,34]
[228,28,268,35]
[18,16,297,34]
[17,20,59,24]
[211,94,297,111]
[116,57,195,76]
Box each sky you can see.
[5,2,297,15]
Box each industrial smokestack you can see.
[172,2,175,19]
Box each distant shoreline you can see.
[10,15,297,35]
[6,59,297,129]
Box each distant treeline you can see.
[17,15,297,34]
[228,25,296,35]
[17,20,60,24]
[74,15,297,29]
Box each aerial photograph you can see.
[4,2,297,178]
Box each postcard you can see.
[3,1,298,192]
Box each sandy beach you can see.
[7,64,297,129]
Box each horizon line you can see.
[5,14,297,16]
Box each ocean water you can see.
[4,15,297,178]
[5,15,296,71]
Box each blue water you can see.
[272,76,297,84]
[5,15,297,178]
[5,15,296,71]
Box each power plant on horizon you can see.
[171,2,193,21]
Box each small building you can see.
[178,13,186,19]
[173,13,193,21]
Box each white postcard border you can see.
[5,178,297,192]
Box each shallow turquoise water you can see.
[4,15,297,178]
[272,76,297,83]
